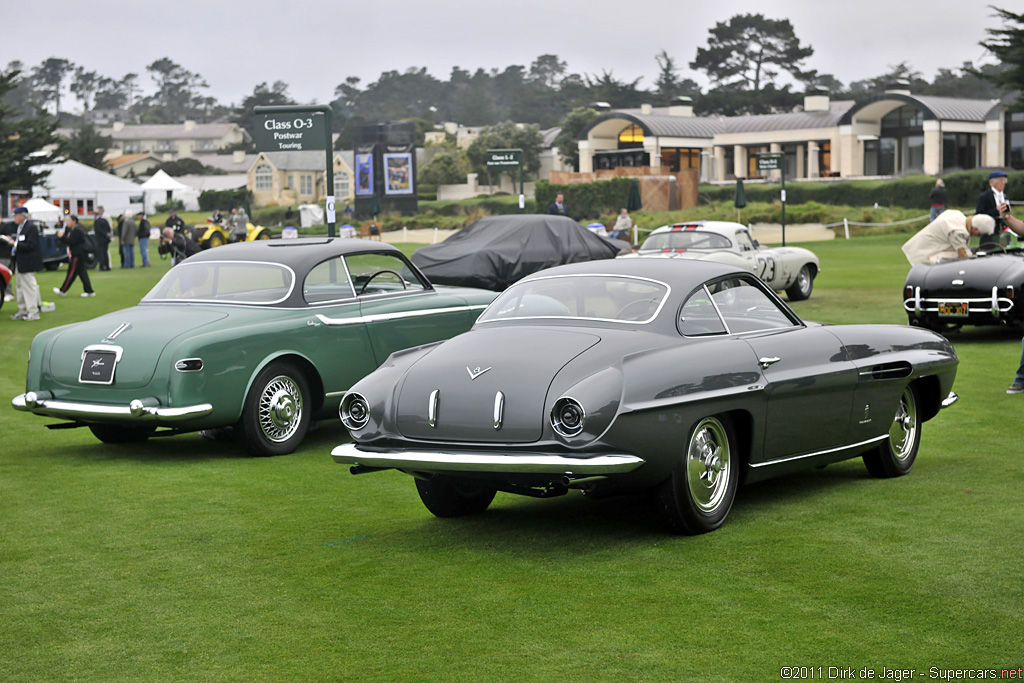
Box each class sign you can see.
[486,149,522,169]
[253,113,327,152]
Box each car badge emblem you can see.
[467,366,492,381]
[91,359,105,368]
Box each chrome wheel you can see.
[786,265,814,301]
[686,417,731,513]
[258,375,304,443]
[888,386,918,463]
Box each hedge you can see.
[535,178,634,219]
[198,189,253,212]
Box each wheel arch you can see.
[244,352,325,415]
[720,408,755,484]
[909,375,941,423]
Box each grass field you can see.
[2,237,1022,681]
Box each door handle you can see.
[759,356,781,369]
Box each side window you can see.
[709,277,796,333]
[303,257,355,304]
[345,253,428,296]
[734,230,755,252]
[678,286,728,336]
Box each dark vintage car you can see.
[410,214,628,291]
[13,238,497,455]
[332,259,959,535]
[904,247,1024,332]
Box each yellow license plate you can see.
[938,301,968,317]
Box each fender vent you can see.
[859,362,912,380]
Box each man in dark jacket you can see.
[120,212,137,268]
[976,171,1008,247]
[53,215,96,298]
[93,206,112,270]
[158,227,200,266]
[137,213,152,267]
[546,192,569,216]
[2,207,42,320]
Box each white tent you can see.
[22,198,62,226]
[141,170,200,213]
[32,159,144,218]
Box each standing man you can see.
[976,171,1008,247]
[136,212,151,267]
[165,210,185,231]
[53,215,95,298]
[93,205,112,271]
[929,179,947,222]
[546,192,569,216]
[2,206,42,321]
[901,211,995,265]
[120,212,137,268]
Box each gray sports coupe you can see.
[332,259,959,534]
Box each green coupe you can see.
[12,238,497,455]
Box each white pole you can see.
[844,218,850,240]
[433,227,438,243]
[633,226,638,244]
[403,226,407,242]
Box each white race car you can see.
[622,221,820,300]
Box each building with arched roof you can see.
[576,86,1023,182]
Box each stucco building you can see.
[247,151,354,208]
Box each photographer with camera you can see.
[158,227,200,266]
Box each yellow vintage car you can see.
[192,221,272,249]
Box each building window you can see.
[660,148,702,173]
[618,124,644,146]
[255,163,273,191]
[334,171,350,198]
[285,174,293,190]
[1006,112,1024,170]
[942,133,981,171]
[300,174,313,196]
[155,139,176,153]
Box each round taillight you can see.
[340,393,370,431]
[551,397,586,438]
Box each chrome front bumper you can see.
[12,392,213,423]
[331,442,645,475]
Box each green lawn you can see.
[2,236,1022,681]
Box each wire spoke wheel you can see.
[258,375,304,444]
[241,362,311,456]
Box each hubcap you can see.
[797,268,810,294]
[686,418,731,513]
[259,375,303,443]
[888,388,917,461]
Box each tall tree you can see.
[553,106,599,171]
[465,121,542,179]
[980,6,1024,108]
[0,68,58,194]
[653,50,699,99]
[31,57,75,115]
[690,14,813,91]
[232,81,296,133]
[58,123,112,169]
[145,58,210,122]
[846,61,927,94]
[70,67,100,112]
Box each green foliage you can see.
[418,148,471,185]
[155,158,225,177]
[230,81,295,135]
[58,123,112,169]
[155,199,185,213]
[979,6,1024,108]
[0,69,58,193]
[553,106,598,171]
[536,177,634,219]
[198,189,252,212]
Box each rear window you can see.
[640,230,732,252]
[143,261,294,304]
[479,274,669,324]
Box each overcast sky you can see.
[2,0,1006,110]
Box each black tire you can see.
[415,476,497,518]
[239,361,310,456]
[85,252,98,270]
[785,265,814,301]
[88,424,154,444]
[863,385,921,478]
[43,261,61,271]
[655,415,739,535]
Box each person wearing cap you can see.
[976,170,1009,246]
[2,207,43,321]
[901,211,996,266]
[53,214,96,298]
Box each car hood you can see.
[911,254,1024,292]
[41,305,229,390]
[395,326,600,443]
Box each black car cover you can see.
[411,214,628,291]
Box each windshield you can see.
[478,274,669,324]
[143,261,295,304]
[640,230,732,252]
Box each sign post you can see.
[254,105,335,237]
[486,148,524,211]
[756,153,787,246]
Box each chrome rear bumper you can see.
[12,392,213,423]
[331,442,645,475]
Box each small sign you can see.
[253,113,328,152]
[486,149,522,169]
[756,154,782,171]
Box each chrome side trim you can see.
[748,435,887,469]
[316,304,488,327]
[331,443,646,475]
[12,394,213,422]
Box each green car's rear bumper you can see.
[12,392,213,423]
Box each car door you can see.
[708,276,856,460]
[735,228,777,286]
[347,252,482,365]
[301,255,378,400]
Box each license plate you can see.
[938,301,969,317]
[80,350,117,384]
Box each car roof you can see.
[184,237,404,272]
[517,255,747,291]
